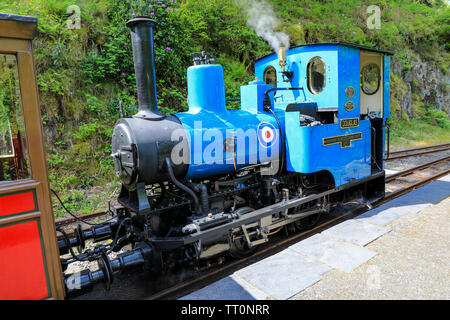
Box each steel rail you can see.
[387,143,450,155]
[63,156,448,300]
[385,155,449,182]
[384,169,449,202]
[385,143,450,161]
[54,210,108,227]
[55,146,450,228]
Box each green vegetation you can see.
[0,0,448,217]
[390,106,450,149]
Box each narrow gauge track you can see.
[62,156,449,300]
[385,142,450,161]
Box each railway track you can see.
[61,155,449,300]
[385,142,450,161]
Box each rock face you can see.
[411,55,449,114]
[392,55,449,117]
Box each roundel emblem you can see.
[257,122,278,148]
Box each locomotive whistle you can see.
[278,47,287,72]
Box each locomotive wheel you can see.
[229,207,256,259]
[293,190,325,231]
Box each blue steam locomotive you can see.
[61,17,391,294]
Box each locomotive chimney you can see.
[126,16,164,120]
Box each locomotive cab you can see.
[255,43,391,192]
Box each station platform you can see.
[180,174,450,300]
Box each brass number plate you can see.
[340,118,359,129]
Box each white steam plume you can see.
[239,0,290,52]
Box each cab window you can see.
[263,65,277,88]
[361,63,380,95]
[0,54,31,182]
[307,57,326,95]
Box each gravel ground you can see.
[291,196,450,300]
[384,149,450,173]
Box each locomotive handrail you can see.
[262,87,305,178]
[385,120,390,160]
[263,87,305,110]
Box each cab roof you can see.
[256,42,393,63]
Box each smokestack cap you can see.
[126,16,156,28]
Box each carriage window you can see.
[263,65,277,88]
[307,57,326,95]
[361,63,380,95]
[0,54,31,182]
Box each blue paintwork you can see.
[381,55,391,169]
[285,116,371,186]
[175,65,281,180]
[187,64,226,114]
[383,56,390,120]
[240,79,274,113]
[255,44,339,109]
[254,43,389,187]
[173,43,390,186]
[337,46,360,119]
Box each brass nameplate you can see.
[340,118,359,129]
[344,100,354,112]
[345,86,355,98]
[323,132,362,148]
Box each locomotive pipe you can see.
[189,183,210,215]
[166,157,200,214]
[126,16,164,120]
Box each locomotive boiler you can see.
[59,16,392,295]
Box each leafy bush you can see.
[423,107,450,129]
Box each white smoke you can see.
[239,0,290,52]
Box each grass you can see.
[389,119,450,150]
[52,182,120,218]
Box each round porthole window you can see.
[307,57,326,95]
[263,66,277,87]
[361,64,380,95]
